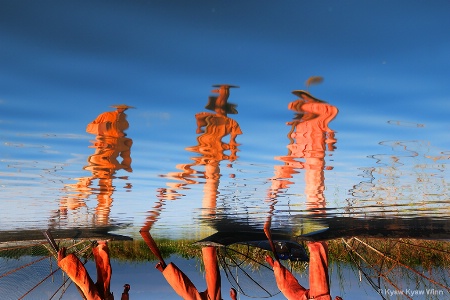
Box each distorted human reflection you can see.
[264,83,342,300]
[58,104,134,225]
[158,84,242,210]
[140,230,237,300]
[138,85,242,299]
[43,230,131,300]
[267,88,338,207]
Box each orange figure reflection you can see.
[59,104,134,225]
[265,86,341,300]
[265,241,340,300]
[58,241,131,300]
[43,230,130,300]
[85,104,134,173]
[140,230,237,300]
[139,85,241,300]
[268,90,338,210]
[57,241,114,300]
[86,104,133,138]
[160,85,242,214]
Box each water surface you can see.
[1,1,450,299]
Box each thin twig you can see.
[354,237,450,292]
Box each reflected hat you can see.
[211,84,240,89]
[111,104,136,109]
[291,90,326,103]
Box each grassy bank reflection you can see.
[106,237,450,298]
[4,237,448,268]
[2,237,448,297]
[104,237,450,270]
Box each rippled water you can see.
[1,1,450,299]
